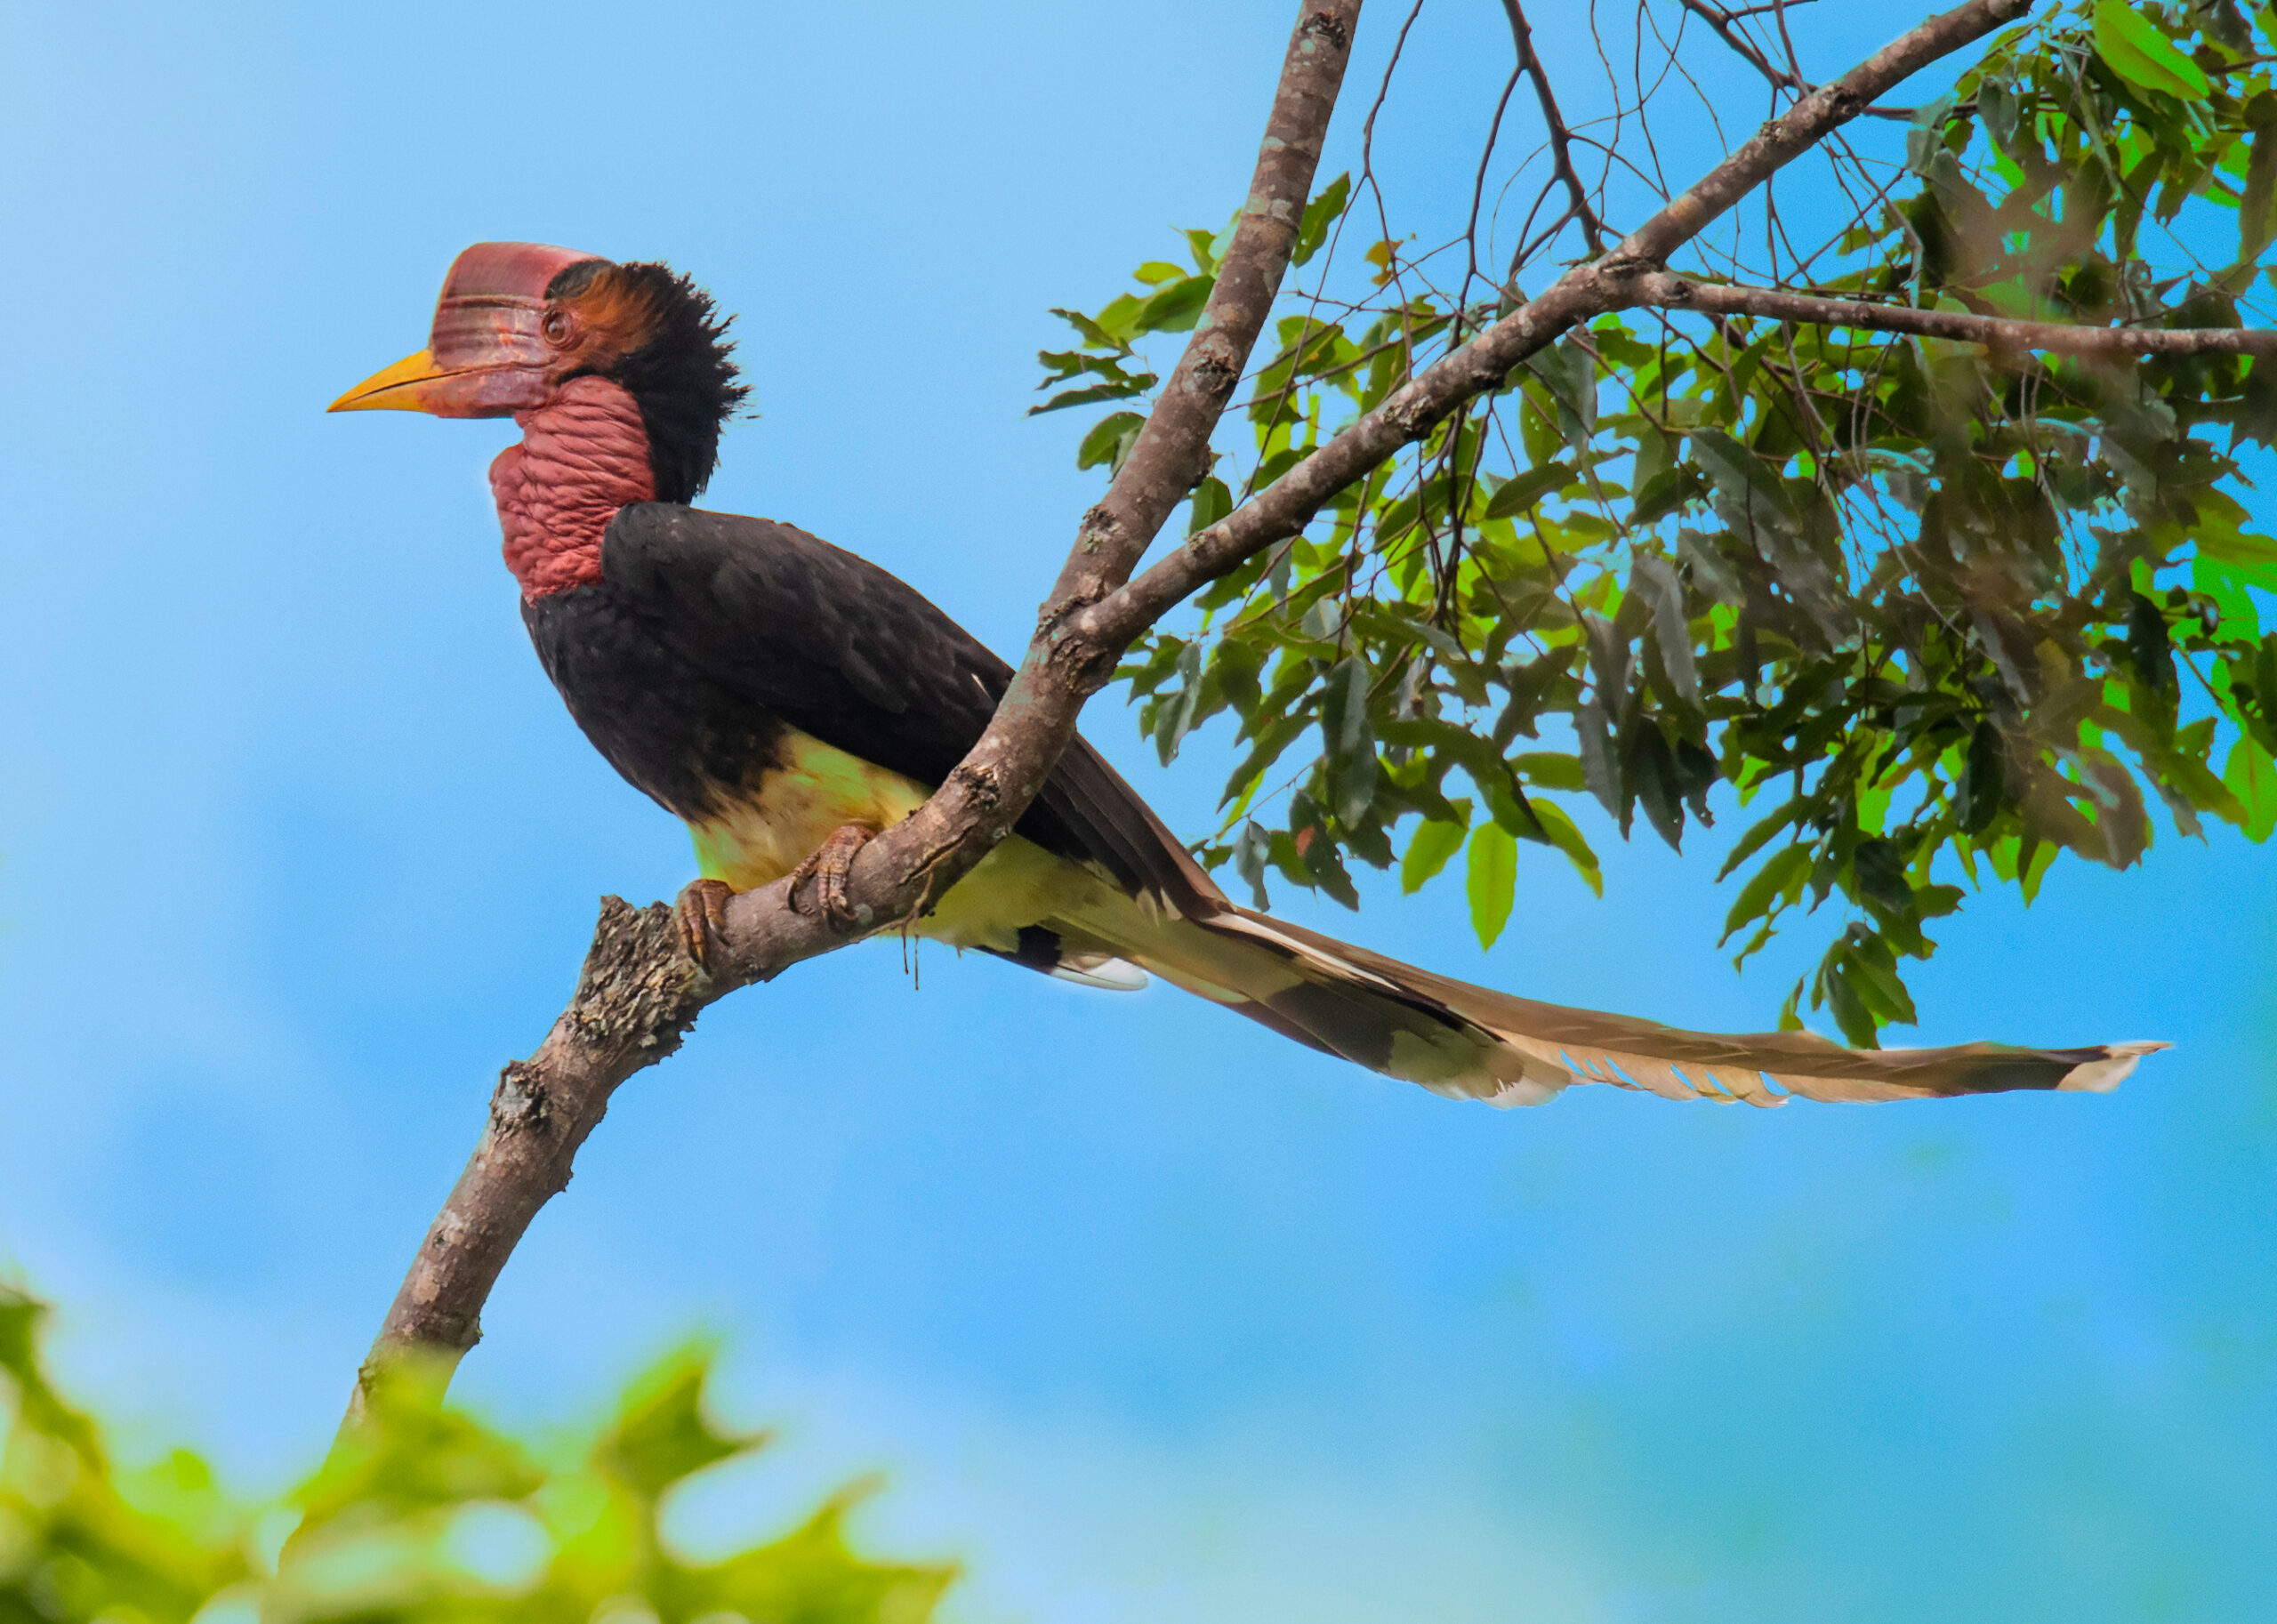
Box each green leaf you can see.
[1076,410,1145,472]
[594,1346,752,1501]
[1509,752,1587,792]
[1466,819,1519,948]
[2197,527,2277,567]
[1820,955,1882,1048]
[1294,172,1352,267]
[2225,736,2277,840]
[1027,380,1152,416]
[2093,0,2211,100]
[1047,306,1130,352]
[2241,106,2277,260]
[1188,474,1233,535]
[1717,795,1806,881]
[1134,275,1213,334]
[1402,802,1473,893]
[1484,459,1577,519]
[1320,655,1378,824]
[1719,843,1811,945]
[1841,932,1920,1026]
[1959,721,2006,835]
[1529,797,1603,896]
[1092,292,1147,342]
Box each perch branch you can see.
[350,0,1364,1415]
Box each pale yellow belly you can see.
[685,725,1126,953]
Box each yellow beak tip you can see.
[329,348,448,414]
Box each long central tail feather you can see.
[1086,901,2164,1108]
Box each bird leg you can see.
[788,824,877,927]
[674,878,736,970]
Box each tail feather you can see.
[1096,902,2165,1108]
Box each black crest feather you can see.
[567,261,750,504]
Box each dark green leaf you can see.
[1321,656,1378,824]
[1960,721,2006,835]
[1483,460,1577,519]
[1821,955,1882,1048]
[1632,552,1700,707]
[1841,933,1920,1026]
[1625,721,1686,850]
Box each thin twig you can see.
[1677,0,1920,120]
[1501,0,1611,257]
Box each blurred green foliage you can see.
[1,1286,956,1624]
[1042,0,2277,1044]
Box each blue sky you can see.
[1,2,2271,1620]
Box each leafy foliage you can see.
[0,1285,957,1624]
[1042,0,2277,1041]
[1,1289,246,1624]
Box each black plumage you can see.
[526,502,1219,917]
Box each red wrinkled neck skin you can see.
[490,375,656,599]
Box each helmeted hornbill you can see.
[331,242,2164,1107]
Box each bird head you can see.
[330,242,749,502]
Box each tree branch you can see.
[1501,0,1608,257]
[355,0,2054,1418]
[1633,271,2277,354]
[350,0,1364,1415]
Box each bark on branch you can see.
[354,0,2066,1416]
[1632,271,2277,356]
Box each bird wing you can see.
[600,502,1222,914]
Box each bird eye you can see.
[540,309,575,346]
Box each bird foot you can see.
[788,824,876,927]
[675,878,736,970]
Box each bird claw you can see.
[675,878,736,970]
[789,824,876,927]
